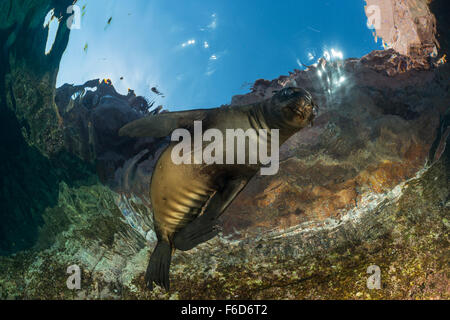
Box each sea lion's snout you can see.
[273,87,318,128]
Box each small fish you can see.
[104,17,112,30]
[151,87,164,96]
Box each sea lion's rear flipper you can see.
[173,177,251,251]
[119,109,211,138]
[145,241,172,291]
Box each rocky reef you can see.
[364,0,439,66]
[0,0,98,256]
[0,0,74,155]
[0,0,448,299]
[224,48,448,239]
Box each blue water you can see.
[57,0,381,110]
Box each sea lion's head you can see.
[266,87,318,129]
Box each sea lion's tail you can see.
[145,241,172,291]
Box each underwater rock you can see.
[0,0,99,256]
[0,0,161,256]
[0,0,74,155]
[225,48,449,238]
[364,0,439,65]
[55,79,168,200]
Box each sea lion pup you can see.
[119,87,318,291]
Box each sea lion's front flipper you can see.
[173,177,251,251]
[145,241,172,291]
[202,177,252,220]
[119,109,211,138]
[173,216,221,252]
